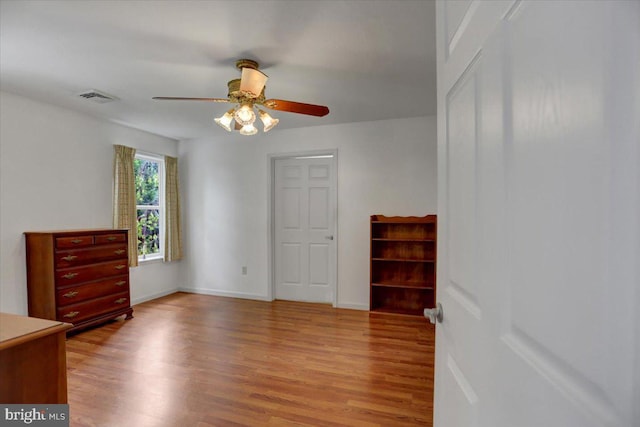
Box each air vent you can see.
[76,89,119,104]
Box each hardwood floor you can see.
[66,292,434,426]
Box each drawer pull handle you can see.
[63,291,79,298]
[106,236,118,241]
[114,249,126,255]
[115,281,126,286]
[63,311,79,318]
[71,239,83,244]
[62,272,79,279]
[114,265,126,270]
[62,255,78,261]
[114,298,127,304]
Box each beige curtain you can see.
[113,145,138,267]
[164,155,183,261]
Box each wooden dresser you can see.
[25,229,133,333]
[0,313,72,403]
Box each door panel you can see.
[435,1,639,426]
[309,243,329,285]
[281,243,301,284]
[309,187,329,229]
[274,156,336,303]
[443,0,473,52]
[447,54,480,308]
[438,45,484,427]
[498,3,633,423]
[282,187,301,229]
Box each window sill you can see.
[138,256,164,265]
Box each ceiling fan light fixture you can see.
[214,108,235,132]
[258,109,279,132]
[239,123,258,136]
[234,103,256,126]
[153,59,329,137]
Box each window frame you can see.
[134,151,165,263]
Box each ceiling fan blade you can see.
[263,99,330,117]
[239,67,268,98]
[152,97,230,102]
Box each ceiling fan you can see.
[153,59,330,135]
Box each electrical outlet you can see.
[242,266,247,275]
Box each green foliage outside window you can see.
[135,159,159,205]
[135,158,161,257]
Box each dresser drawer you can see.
[95,233,126,245]
[57,292,130,323]
[55,235,94,249]
[55,260,129,286]
[55,244,127,268]
[55,275,129,307]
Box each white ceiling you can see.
[0,0,436,141]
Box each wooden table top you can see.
[0,312,72,351]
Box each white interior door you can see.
[274,155,336,304]
[434,1,639,426]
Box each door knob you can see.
[325,235,334,240]
[424,303,443,324]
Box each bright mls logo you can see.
[0,405,69,426]
[4,408,46,424]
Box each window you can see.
[134,153,164,261]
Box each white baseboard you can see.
[131,288,179,306]
[135,287,368,311]
[336,302,369,311]
[178,286,272,302]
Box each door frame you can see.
[267,149,338,306]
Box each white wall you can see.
[179,116,437,309]
[0,91,182,314]
[0,90,436,314]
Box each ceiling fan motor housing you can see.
[227,78,266,104]
[235,59,259,70]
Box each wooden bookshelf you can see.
[370,215,437,316]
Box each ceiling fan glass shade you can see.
[234,103,256,126]
[240,67,268,98]
[239,123,258,136]
[214,108,235,132]
[258,109,279,132]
